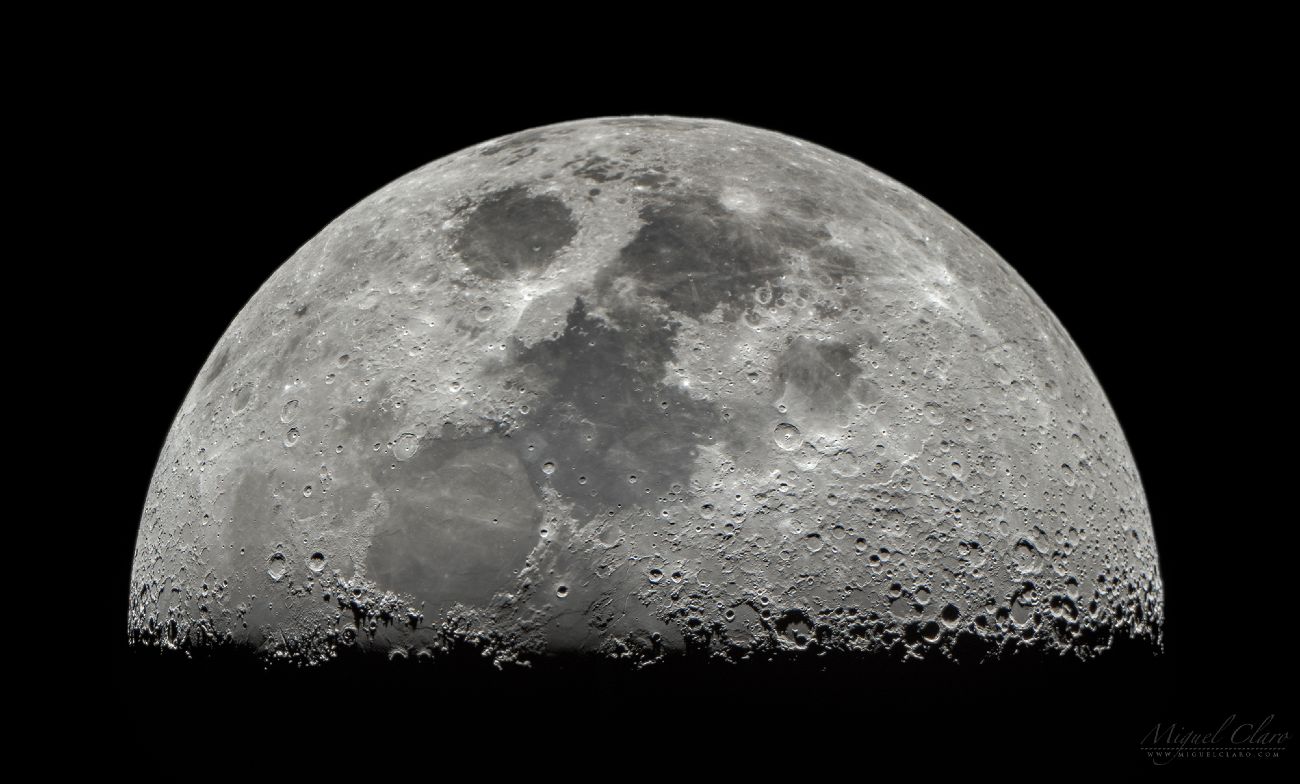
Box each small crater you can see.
[393,433,419,462]
[232,384,253,412]
[941,603,960,627]
[921,620,943,642]
[775,609,815,648]
[773,423,801,451]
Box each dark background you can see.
[92,38,1289,769]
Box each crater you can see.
[451,186,577,279]
[204,345,230,387]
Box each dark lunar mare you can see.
[366,424,543,611]
[452,186,578,279]
[507,296,729,523]
[599,193,791,321]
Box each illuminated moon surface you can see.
[129,116,1163,667]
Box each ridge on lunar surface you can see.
[128,116,1163,668]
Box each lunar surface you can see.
[128,116,1163,668]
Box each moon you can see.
[128,116,1163,668]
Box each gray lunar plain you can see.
[128,116,1164,668]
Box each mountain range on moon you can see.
[128,116,1163,668]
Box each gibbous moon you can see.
[129,116,1163,667]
